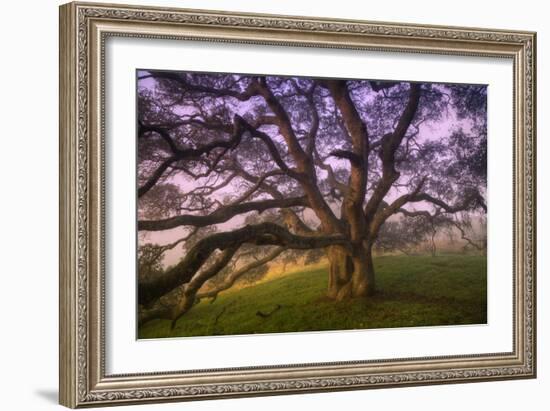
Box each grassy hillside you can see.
[139,254,487,339]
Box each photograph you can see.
[136,70,488,339]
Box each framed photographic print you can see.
[59,1,537,408]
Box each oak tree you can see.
[136,71,487,325]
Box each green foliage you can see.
[137,243,165,283]
[139,254,486,338]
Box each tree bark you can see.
[326,244,375,300]
[327,245,353,300]
[365,247,376,295]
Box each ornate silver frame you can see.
[59,1,536,408]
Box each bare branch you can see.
[138,196,309,231]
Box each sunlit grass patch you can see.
[139,254,486,339]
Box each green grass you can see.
[138,254,487,339]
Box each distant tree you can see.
[374,217,427,255]
[451,213,487,254]
[375,214,454,257]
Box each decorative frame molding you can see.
[59,1,536,408]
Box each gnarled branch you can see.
[138,196,309,231]
[198,247,287,301]
[364,83,422,221]
[138,222,348,305]
[138,114,247,198]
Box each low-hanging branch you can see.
[197,247,288,302]
[138,222,348,306]
[142,246,287,326]
[138,246,238,327]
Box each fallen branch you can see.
[256,304,282,318]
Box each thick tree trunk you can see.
[327,246,353,300]
[326,244,375,300]
[430,231,437,257]
[351,246,376,297]
[364,249,376,295]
